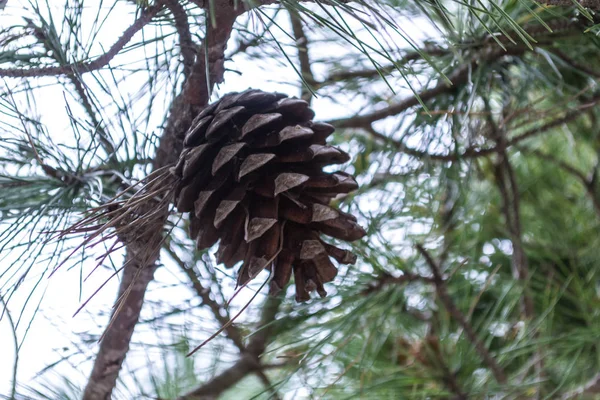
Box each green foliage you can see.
[3,0,600,399]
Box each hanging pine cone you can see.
[171,89,366,302]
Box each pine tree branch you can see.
[328,46,529,129]
[550,48,600,79]
[68,75,117,162]
[82,2,244,399]
[22,17,118,162]
[318,19,580,90]
[349,87,600,164]
[317,47,448,88]
[491,134,535,320]
[327,19,584,131]
[433,339,468,400]
[289,10,316,102]
[416,244,508,385]
[164,0,196,79]
[361,271,435,295]
[0,1,167,78]
[82,242,162,400]
[171,248,282,399]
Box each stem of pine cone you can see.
[82,3,243,399]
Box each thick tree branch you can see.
[82,244,161,400]
[82,2,243,399]
[165,0,196,79]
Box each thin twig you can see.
[493,148,534,318]
[0,1,167,77]
[416,244,508,384]
[527,147,600,216]
[166,245,246,350]
[178,296,283,400]
[289,9,316,102]
[361,271,434,295]
[0,294,18,400]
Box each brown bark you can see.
[82,2,245,398]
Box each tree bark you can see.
[82,2,245,398]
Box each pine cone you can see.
[172,89,366,302]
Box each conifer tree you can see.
[1,0,600,399]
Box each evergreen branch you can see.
[67,75,117,162]
[416,244,508,385]
[432,336,468,400]
[328,18,584,130]
[316,18,580,89]
[487,105,544,393]
[24,13,119,161]
[507,102,597,145]
[352,92,600,163]
[0,1,167,78]
[361,271,435,295]
[178,353,260,399]
[550,48,600,79]
[168,246,282,399]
